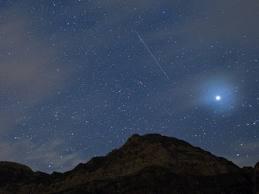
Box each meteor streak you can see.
[136,31,169,80]
[253,120,259,125]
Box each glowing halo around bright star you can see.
[199,77,236,113]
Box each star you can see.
[0,0,257,174]
[215,95,222,101]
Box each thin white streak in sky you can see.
[253,120,259,125]
[136,31,169,80]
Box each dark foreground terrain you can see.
[0,134,258,194]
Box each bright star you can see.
[215,95,221,101]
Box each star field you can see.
[0,0,258,172]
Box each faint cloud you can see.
[0,10,71,133]
[0,6,75,172]
[0,138,83,173]
[0,16,67,104]
[178,0,259,46]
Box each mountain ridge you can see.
[0,133,257,194]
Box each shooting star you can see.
[253,120,259,126]
[135,31,169,80]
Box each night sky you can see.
[0,0,259,173]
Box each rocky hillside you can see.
[256,162,259,194]
[0,134,257,194]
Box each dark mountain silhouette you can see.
[256,162,259,193]
[0,134,257,194]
